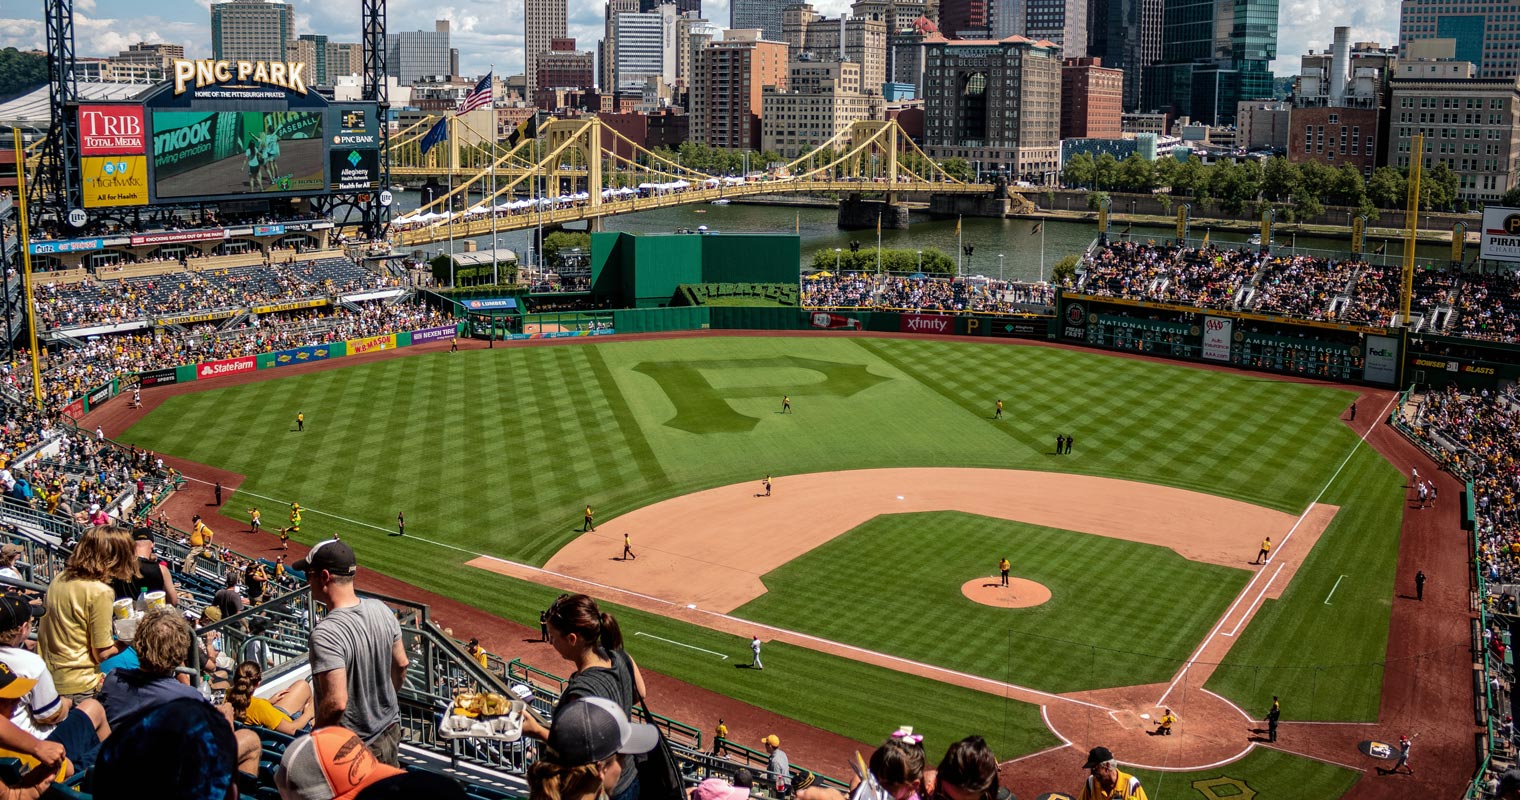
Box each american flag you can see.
[457,72,493,114]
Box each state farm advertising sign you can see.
[899,314,954,335]
[78,105,146,155]
[196,356,256,380]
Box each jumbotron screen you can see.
[152,110,325,198]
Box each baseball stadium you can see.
[3,17,1518,798]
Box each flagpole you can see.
[1040,222,1045,283]
[489,67,498,285]
[875,209,882,274]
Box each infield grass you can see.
[734,511,1252,693]
[123,335,1398,752]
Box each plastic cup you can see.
[112,598,133,620]
[145,591,166,609]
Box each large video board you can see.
[152,110,325,198]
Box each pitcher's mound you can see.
[961,577,1052,608]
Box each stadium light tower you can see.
[362,0,390,239]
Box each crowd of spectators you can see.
[35,257,401,332]
[1077,240,1520,338]
[802,274,1054,313]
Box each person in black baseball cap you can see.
[292,538,357,577]
[0,593,44,631]
[1079,746,1146,800]
[528,696,660,800]
[1496,768,1520,799]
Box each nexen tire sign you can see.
[196,356,256,380]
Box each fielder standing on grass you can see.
[397,511,405,537]
[995,399,1004,419]
[296,412,304,432]
[751,635,763,670]
[583,504,596,532]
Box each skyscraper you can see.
[730,0,789,41]
[527,0,569,93]
[938,0,989,38]
[603,0,641,90]
[1086,0,1161,110]
[1023,0,1085,55]
[690,32,789,149]
[1398,0,1520,79]
[288,34,328,85]
[921,34,1060,180]
[387,21,454,84]
[210,1,295,63]
[1142,0,1277,124]
[640,0,701,14]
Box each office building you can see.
[690,32,789,149]
[327,42,363,82]
[109,42,184,70]
[1236,100,1289,150]
[677,16,721,98]
[850,0,927,93]
[762,59,885,157]
[1387,58,1520,203]
[1142,0,1277,125]
[537,38,596,92]
[1086,0,1161,111]
[1398,0,1520,79]
[939,0,989,37]
[1061,56,1123,138]
[210,1,295,63]
[287,34,327,85]
[921,34,1060,180]
[731,0,789,42]
[527,0,569,93]
[641,0,701,14]
[993,0,1086,56]
[612,4,679,93]
[1287,28,1393,173]
[387,21,456,84]
[603,0,642,90]
[782,4,888,94]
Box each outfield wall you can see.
[120,322,463,397]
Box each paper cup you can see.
[113,616,139,642]
[145,591,166,609]
[112,598,133,620]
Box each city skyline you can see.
[2,0,1402,82]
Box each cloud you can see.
[1273,0,1401,74]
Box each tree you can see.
[1421,163,1460,211]
[1291,187,1324,222]
[1367,167,1405,209]
[1094,153,1120,190]
[1333,165,1367,208]
[541,231,590,267]
[1115,154,1157,193]
[1260,158,1300,202]
[0,48,47,101]
[1296,160,1333,202]
[1050,254,1081,286]
[1210,161,1257,215]
[1153,157,1178,192]
[1087,191,1110,212]
[1170,157,1204,196]
[1062,153,1096,188]
[940,158,974,182]
[1500,185,1520,207]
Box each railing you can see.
[1388,388,1509,797]
[195,584,315,686]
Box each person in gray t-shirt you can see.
[297,539,409,766]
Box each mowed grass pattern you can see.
[734,512,1252,692]
[123,335,1400,762]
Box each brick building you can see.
[690,33,789,149]
[1060,57,1123,139]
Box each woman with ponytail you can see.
[223,660,313,735]
[522,594,648,800]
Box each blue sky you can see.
[2,0,1403,82]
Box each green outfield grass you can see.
[734,511,1252,693]
[122,335,1399,760]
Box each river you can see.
[390,191,1457,283]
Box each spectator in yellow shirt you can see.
[225,662,312,736]
[1079,747,1147,800]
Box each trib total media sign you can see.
[78,106,145,156]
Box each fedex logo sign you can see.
[78,106,146,155]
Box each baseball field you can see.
[119,334,1412,796]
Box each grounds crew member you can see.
[1079,746,1147,800]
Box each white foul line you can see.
[1222,563,1284,638]
[634,632,729,660]
[1156,391,1399,708]
[1323,575,1348,606]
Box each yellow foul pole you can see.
[11,130,42,410]
[1401,133,1423,326]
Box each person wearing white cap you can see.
[528,696,660,800]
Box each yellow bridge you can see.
[386,115,1017,247]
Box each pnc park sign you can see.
[172,59,309,96]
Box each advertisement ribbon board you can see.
[347,334,395,355]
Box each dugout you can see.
[589,231,801,308]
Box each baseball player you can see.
[248,507,261,534]
[1155,709,1175,736]
[1253,537,1272,565]
[995,399,1004,419]
[999,557,1011,587]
